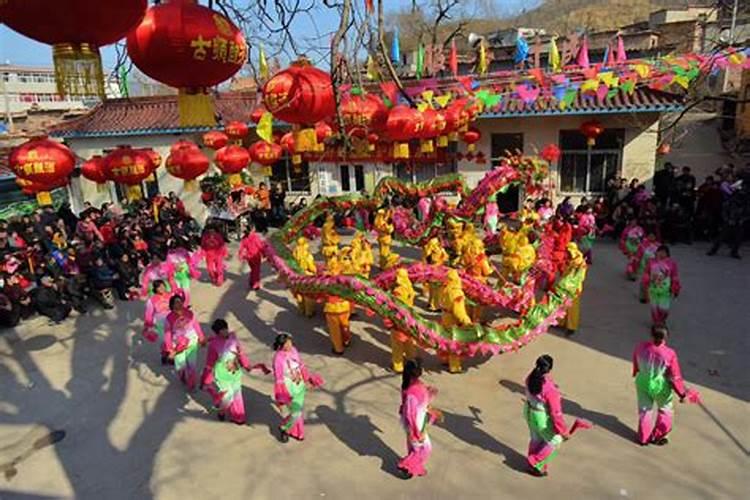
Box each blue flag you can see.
[514,36,529,65]
[391,28,401,65]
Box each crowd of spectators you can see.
[0,192,201,328]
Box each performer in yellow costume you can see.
[321,213,340,264]
[502,233,536,283]
[292,237,317,317]
[351,231,374,278]
[563,242,587,335]
[374,208,399,270]
[461,237,493,322]
[446,218,466,266]
[439,269,472,373]
[390,268,417,373]
[323,255,352,354]
[421,237,449,310]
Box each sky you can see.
[0,0,531,69]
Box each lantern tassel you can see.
[394,143,410,159]
[184,180,198,192]
[420,139,434,154]
[227,174,242,187]
[36,191,52,207]
[294,128,318,153]
[127,185,142,202]
[53,43,105,99]
[178,89,216,127]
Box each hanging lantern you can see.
[166,147,209,191]
[8,137,75,205]
[263,56,335,152]
[314,122,334,152]
[102,146,156,201]
[367,132,379,152]
[279,132,302,166]
[385,105,424,159]
[540,144,562,164]
[579,119,604,147]
[142,149,162,169]
[225,121,249,142]
[475,151,487,164]
[81,155,108,192]
[15,177,68,204]
[462,127,481,153]
[419,109,446,154]
[203,131,229,150]
[340,89,388,133]
[127,0,247,127]
[444,98,472,141]
[248,140,282,166]
[1,1,147,98]
[250,106,267,124]
[657,142,671,155]
[214,145,250,186]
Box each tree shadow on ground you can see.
[437,407,528,474]
[314,405,403,478]
[499,379,635,443]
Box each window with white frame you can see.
[270,156,311,193]
[559,128,624,194]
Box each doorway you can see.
[490,133,523,212]
[339,164,365,193]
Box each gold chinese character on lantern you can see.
[122,155,132,165]
[33,162,44,174]
[191,35,211,61]
[212,36,228,62]
[44,161,55,173]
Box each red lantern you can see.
[248,141,283,166]
[580,120,604,147]
[279,132,302,165]
[102,146,155,200]
[126,0,246,127]
[250,106,267,124]
[340,90,388,133]
[81,155,108,191]
[385,105,425,159]
[315,122,334,143]
[140,148,163,170]
[225,121,249,141]
[16,177,68,202]
[203,131,229,150]
[263,57,335,152]
[166,147,209,190]
[214,145,250,185]
[462,127,481,153]
[540,144,562,164]
[170,140,201,155]
[1,1,147,98]
[9,137,75,205]
[419,109,447,153]
[367,132,379,152]
[444,98,472,140]
[657,142,671,155]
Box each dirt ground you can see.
[0,239,748,500]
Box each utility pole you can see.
[729,0,739,44]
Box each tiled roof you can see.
[49,92,260,138]
[49,88,682,138]
[481,88,684,118]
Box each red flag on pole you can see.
[449,39,458,77]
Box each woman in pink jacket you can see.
[164,294,205,391]
[238,225,265,290]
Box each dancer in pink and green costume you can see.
[202,319,269,424]
[524,355,570,476]
[164,294,205,391]
[272,333,324,442]
[398,358,441,478]
[620,218,644,278]
[641,245,681,325]
[142,280,184,365]
[632,325,690,446]
[634,232,660,296]
[141,254,177,297]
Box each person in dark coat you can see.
[33,275,72,323]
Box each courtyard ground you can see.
[0,239,748,500]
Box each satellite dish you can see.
[468,33,485,48]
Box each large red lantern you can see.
[580,119,604,147]
[263,57,335,152]
[225,121,249,142]
[126,0,247,127]
[463,127,482,153]
[9,137,75,205]
[248,141,282,177]
[1,1,147,98]
[166,147,209,190]
[81,155,108,191]
[340,90,388,134]
[214,145,250,186]
[203,131,229,150]
[102,146,156,201]
[385,105,425,159]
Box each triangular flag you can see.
[599,72,619,87]
[577,36,590,68]
[514,36,529,66]
[477,41,488,76]
[257,112,273,143]
[549,37,561,72]
[634,64,650,78]
[616,35,627,63]
[416,43,425,79]
[620,80,635,94]
[435,94,452,108]
[416,102,429,112]
[364,0,374,15]
[581,79,599,93]
[391,28,401,65]
[528,67,544,84]
[259,44,269,80]
[596,83,608,102]
[560,88,577,109]
[421,90,434,104]
[366,55,380,81]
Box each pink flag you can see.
[577,36,590,68]
[569,418,593,435]
[616,35,627,63]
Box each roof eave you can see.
[480,104,684,119]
